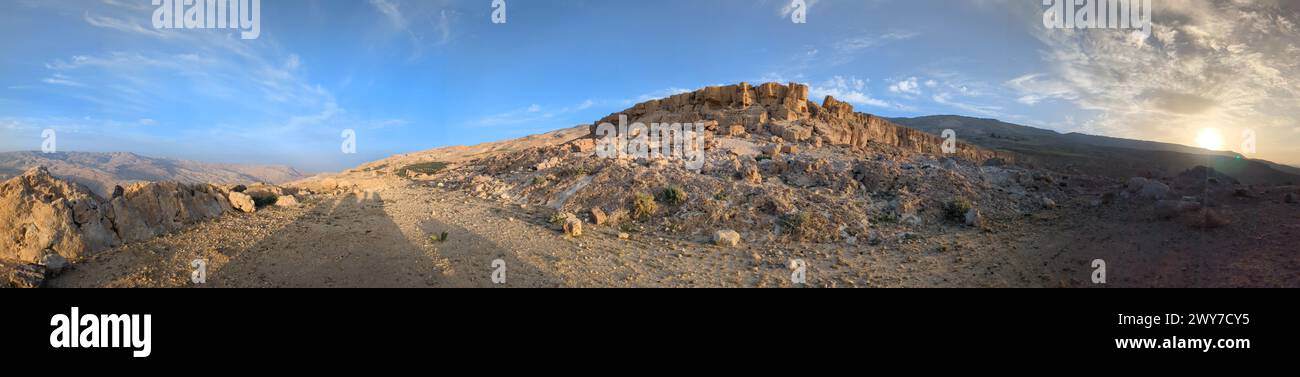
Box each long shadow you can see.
[416,216,562,288]
[211,191,558,287]
[211,192,435,287]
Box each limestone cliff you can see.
[589,82,1008,163]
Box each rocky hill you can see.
[0,151,304,197]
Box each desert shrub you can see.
[943,197,973,223]
[397,162,448,178]
[532,175,547,185]
[631,193,657,220]
[779,211,819,241]
[657,186,688,206]
[755,154,772,161]
[548,212,572,225]
[430,231,449,242]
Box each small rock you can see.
[1041,197,1057,209]
[963,208,983,227]
[1285,193,1296,204]
[39,253,68,275]
[563,216,583,237]
[712,229,741,247]
[727,124,747,137]
[590,207,607,225]
[229,192,256,213]
[617,232,630,240]
[780,144,800,154]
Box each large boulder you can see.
[229,192,256,213]
[0,167,110,262]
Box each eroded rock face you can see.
[229,192,256,213]
[0,167,234,264]
[587,82,1008,164]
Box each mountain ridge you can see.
[890,115,1300,185]
[0,151,305,197]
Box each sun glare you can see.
[1195,128,1224,151]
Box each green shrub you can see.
[779,211,818,240]
[755,154,772,161]
[631,193,657,220]
[548,212,571,225]
[397,162,448,178]
[532,175,547,185]
[943,197,973,223]
[657,186,688,206]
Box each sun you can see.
[1195,128,1224,151]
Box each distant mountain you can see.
[0,151,304,197]
[890,115,1300,185]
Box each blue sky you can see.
[3,0,1298,171]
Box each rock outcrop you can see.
[0,167,233,264]
[588,82,1009,163]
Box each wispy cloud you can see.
[1006,0,1300,162]
[809,76,902,110]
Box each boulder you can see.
[726,124,747,137]
[1126,177,1149,193]
[562,216,583,237]
[713,230,741,247]
[568,138,595,153]
[589,207,607,225]
[1138,181,1171,200]
[274,195,300,207]
[964,208,983,227]
[39,253,69,275]
[229,192,256,213]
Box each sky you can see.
[1,0,1298,172]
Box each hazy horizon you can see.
[3,0,1298,171]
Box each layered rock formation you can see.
[589,82,1008,163]
[0,167,234,264]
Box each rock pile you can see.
[0,167,235,265]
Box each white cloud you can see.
[810,76,896,109]
[931,92,1003,117]
[888,77,922,96]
